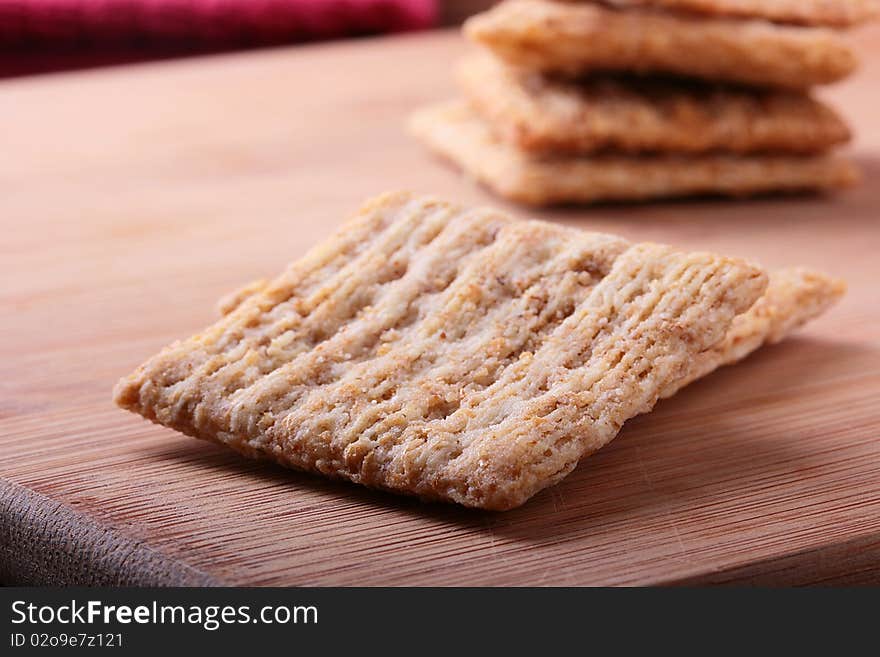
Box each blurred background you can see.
[0,0,496,78]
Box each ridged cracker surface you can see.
[409,101,858,206]
[217,268,845,402]
[598,0,879,28]
[661,267,845,397]
[465,0,857,89]
[116,192,774,510]
[459,53,851,155]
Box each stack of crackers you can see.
[411,0,877,205]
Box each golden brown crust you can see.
[596,0,880,28]
[115,191,770,510]
[458,53,851,155]
[465,0,858,89]
[409,101,859,206]
[662,267,847,397]
[217,278,269,316]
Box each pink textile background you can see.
[0,0,438,77]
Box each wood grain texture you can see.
[1,28,879,586]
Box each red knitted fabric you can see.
[0,0,438,76]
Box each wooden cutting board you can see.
[2,28,879,586]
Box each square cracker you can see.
[465,0,857,89]
[459,52,851,155]
[597,0,879,28]
[115,191,770,510]
[409,101,858,206]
